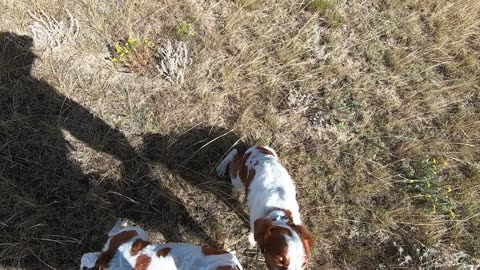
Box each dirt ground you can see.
[0,0,479,269]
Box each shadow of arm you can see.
[60,97,137,163]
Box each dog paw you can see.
[81,252,99,269]
[116,218,130,228]
[248,232,256,248]
[216,163,228,177]
[108,218,128,236]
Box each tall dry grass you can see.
[0,0,479,269]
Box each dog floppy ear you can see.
[292,224,313,254]
[254,218,273,250]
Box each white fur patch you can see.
[80,252,99,269]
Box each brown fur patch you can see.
[134,254,151,270]
[156,247,171,257]
[284,212,313,268]
[229,151,256,195]
[269,208,313,256]
[283,209,293,222]
[244,168,256,196]
[254,218,292,269]
[277,208,313,267]
[216,266,233,270]
[131,239,150,256]
[256,145,275,156]
[238,152,251,186]
[202,246,229,256]
[290,223,313,255]
[228,152,243,180]
[95,230,138,269]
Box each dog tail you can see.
[216,149,240,177]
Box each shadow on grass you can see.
[0,32,244,269]
[140,126,250,224]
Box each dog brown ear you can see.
[254,218,273,248]
[293,224,313,254]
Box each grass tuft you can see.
[308,0,334,12]
[175,21,195,39]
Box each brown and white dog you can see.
[216,145,313,270]
[81,218,242,270]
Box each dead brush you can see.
[285,87,317,115]
[1,0,479,268]
[389,242,480,269]
[155,40,192,84]
[108,38,192,83]
[27,9,78,49]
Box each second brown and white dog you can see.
[216,145,313,270]
[81,218,242,270]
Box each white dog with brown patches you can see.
[81,218,242,270]
[216,145,313,270]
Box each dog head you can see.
[254,218,312,270]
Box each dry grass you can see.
[1,0,479,269]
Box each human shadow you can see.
[140,126,250,226]
[0,32,217,269]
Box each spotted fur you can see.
[80,218,243,270]
[217,145,313,270]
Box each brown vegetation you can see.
[0,0,479,269]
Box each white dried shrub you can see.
[286,87,316,115]
[28,9,79,49]
[417,247,479,270]
[155,40,192,84]
[391,242,480,270]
